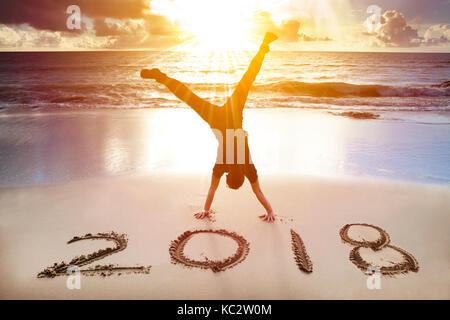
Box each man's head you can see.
[226,167,245,190]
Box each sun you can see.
[151,0,258,51]
[182,6,253,51]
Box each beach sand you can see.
[0,109,449,299]
[0,173,448,299]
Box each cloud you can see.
[422,24,450,45]
[78,0,150,20]
[91,14,181,49]
[0,1,445,50]
[93,18,180,49]
[251,11,332,42]
[363,10,449,47]
[94,19,145,37]
[0,1,151,31]
[364,10,419,46]
[0,1,182,49]
[0,1,67,32]
[279,20,301,42]
[0,24,62,48]
[0,1,174,36]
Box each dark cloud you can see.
[93,14,181,49]
[0,0,150,31]
[144,14,179,36]
[0,0,181,48]
[0,1,68,31]
[94,19,145,37]
[78,0,149,20]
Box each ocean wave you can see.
[50,96,86,103]
[187,80,450,97]
[250,80,450,97]
[433,80,450,88]
[1,80,449,112]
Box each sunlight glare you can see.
[152,0,262,51]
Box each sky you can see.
[0,0,449,52]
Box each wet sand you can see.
[1,108,449,186]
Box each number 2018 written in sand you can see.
[38,224,419,278]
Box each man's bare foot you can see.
[259,213,275,222]
[263,32,278,45]
[140,68,164,80]
[194,210,210,219]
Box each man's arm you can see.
[194,173,221,219]
[250,178,275,222]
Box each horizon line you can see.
[0,49,449,54]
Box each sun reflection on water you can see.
[101,109,350,178]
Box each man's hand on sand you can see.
[140,68,164,80]
[194,210,210,219]
[259,212,275,222]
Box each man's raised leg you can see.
[229,32,278,110]
[141,68,215,124]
